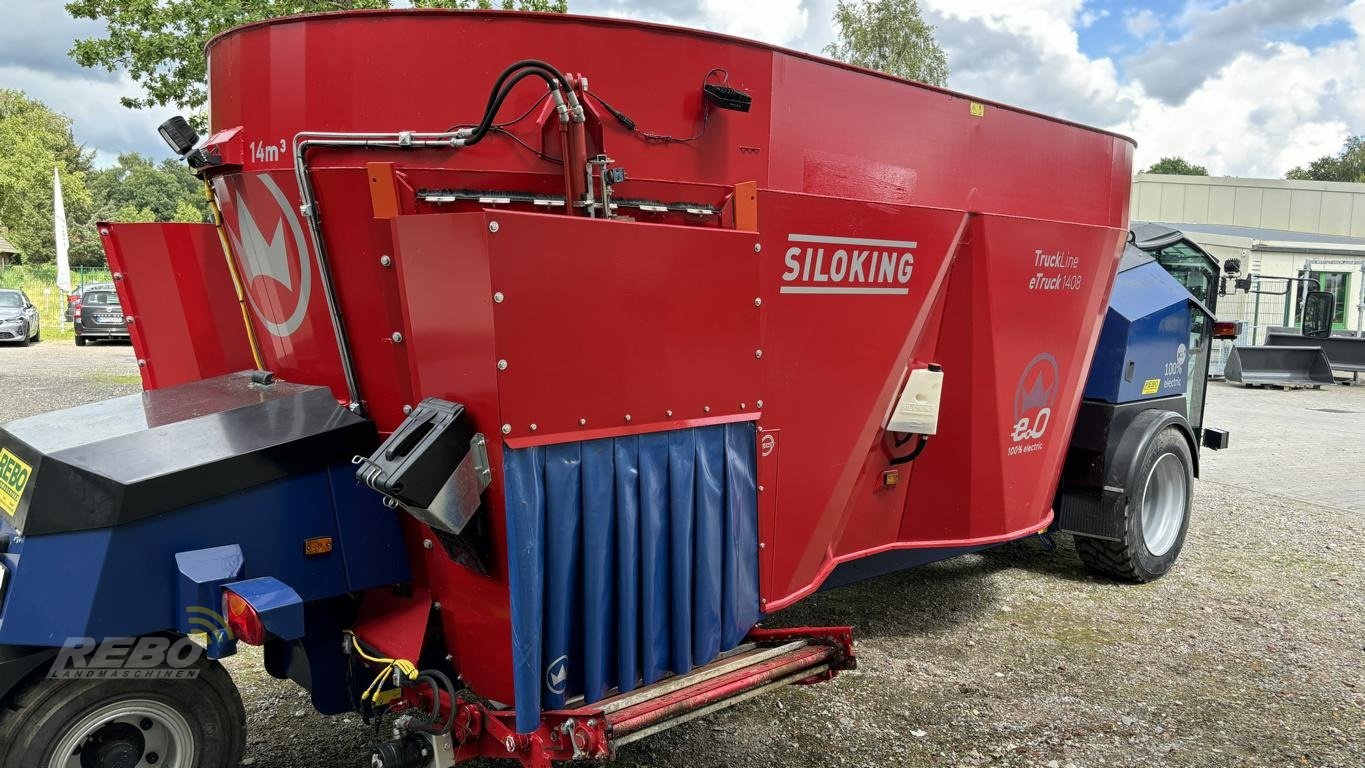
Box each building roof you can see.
[0,231,17,255]
[1157,222,1365,248]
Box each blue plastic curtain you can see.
[503,422,760,733]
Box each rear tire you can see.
[74,335,86,347]
[1076,427,1193,582]
[0,656,245,768]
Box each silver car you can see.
[0,289,40,345]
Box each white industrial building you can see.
[1130,174,1365,342]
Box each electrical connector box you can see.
[887,366,944,435]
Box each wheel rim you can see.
[49,699,194,768]
[1140,452,1187,557]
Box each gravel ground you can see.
[4,342,1362,768]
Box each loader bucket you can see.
[1224,346,1335,387]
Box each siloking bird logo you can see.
[219,173,314,338]
[1011,352,1059,444]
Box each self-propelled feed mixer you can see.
[0,10,1228,767]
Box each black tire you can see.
[1076,427,1193,582]
[31,326,39,342]
[18,324,29,347]
[0,656,245,768]
[74,334,87,347]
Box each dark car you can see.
[64,282,115,322]
[74,289,129,346]
[0,289,40,346]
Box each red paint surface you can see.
[107,10,1135,716]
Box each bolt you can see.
[145,754,159,766]
[137,359,147,367]
[497,359,509,371]
[99,228,110,236]
[112,272,123,281]
[379,255,392,267]
[753,243,762,253]
[666,410,674,418]
[402,404,413,415]
[759,485,765,492]
[494,291,505,303]
[140,718,153,731]
[704,406,711,413]
[434,602,442,611]
[505,736,517,753]
[125,316,135,325]
[757,399,764,408]
[579,418,587,426]
[424,539,433,550]
[391,331,404,343]
[759,542,766,549]
[530,423,538,431]
[501,424,512,435]
[489,221,500,233]
[754,297,762,307]
[755,349,763,359]
[740,403,747,410]
[624,414,632,422]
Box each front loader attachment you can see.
[1224,346,1335,388]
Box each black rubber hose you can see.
[418,669,459,735]
[464,68,560,146]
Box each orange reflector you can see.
[304,536,334,557]
[223,590,266,646]
[881,470,900,487]
[1212,321,1238,339]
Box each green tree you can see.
[824,0,949,86]
[67,0,569,120]
[1286,136,1365,183]
[89,153,208,224]
[1144,157,1210,176]
[0,90,103,266]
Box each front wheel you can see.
[1076,426,1194,582]
[0,658,246,768]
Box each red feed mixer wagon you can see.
[0,9,1229,768]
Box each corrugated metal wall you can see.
[503,422,760,732]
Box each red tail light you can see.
[73,303,82,321]
[224,590,266,645]
[1212,321,1238,339]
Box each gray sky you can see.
[2,0,1362,177]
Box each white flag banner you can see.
[54,166,71,292]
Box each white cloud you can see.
[1124,9,1161,39]
[918,0,1363,177]
[699,0,809,45]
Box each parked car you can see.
[64,282,115,322]
[73,289,129,346]
[0,289,40,346]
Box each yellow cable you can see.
[203,180,266,371]
[345,631,418,701]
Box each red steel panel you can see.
[483,212,762,443]
[98,222,256,390]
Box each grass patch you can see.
[84,373,142,387]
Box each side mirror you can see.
[1222,258,1241,275]
[1301,291,1335,339]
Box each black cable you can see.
[586,68,731,145]
[491,127,563,164]
[446,89,551,134]
[889,434,929,465]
